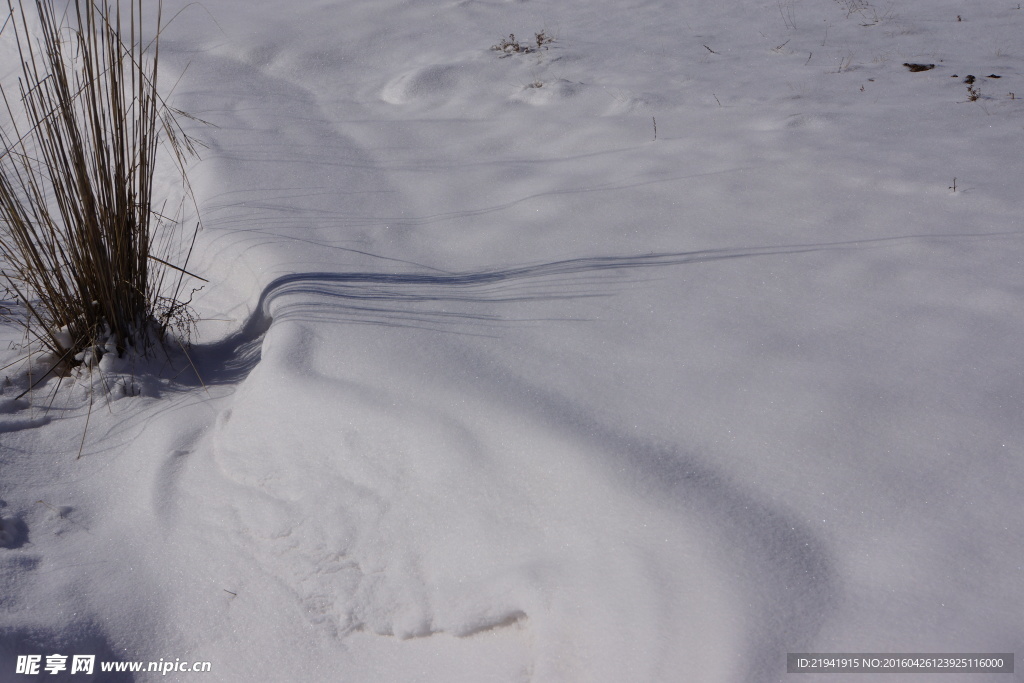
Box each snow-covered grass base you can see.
[2,332,199,402]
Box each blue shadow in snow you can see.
[186,244,818,386]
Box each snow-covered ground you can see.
[2,0,1022,680]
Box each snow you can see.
[2,0,1023,680]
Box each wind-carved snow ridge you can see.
[194,229,979,386]
[192,242,826,386]
[195,227,973,391]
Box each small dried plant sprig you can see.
[0,0,203,371]
[491,30,554,56]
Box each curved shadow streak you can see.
[186,244,820,386]
[185,228,1022,387]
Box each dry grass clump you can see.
[491,31,554,56]
[0,0,202,380]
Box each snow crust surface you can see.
[2,0,1023,681]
